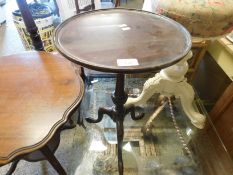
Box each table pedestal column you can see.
[111,73,127,175]
[125,51,206,129]
[86,73,144,175]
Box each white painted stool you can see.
[126,0,233,129]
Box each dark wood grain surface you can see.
[54,9,191,73]
[0,52,84,165]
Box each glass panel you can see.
[77,77,233,175]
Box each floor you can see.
[0,0,25,56]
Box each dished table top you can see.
[54,9,191,74]
[0,51,84,164]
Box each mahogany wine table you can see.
[0,52,84,175]
[54,8,191,175]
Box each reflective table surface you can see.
[54,8,191,74]
[77,77,233,175]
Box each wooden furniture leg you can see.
[15,0,44,51]
[40,145,67,175]
[5,159,20,175]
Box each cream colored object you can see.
[143,0,233,38]
[125,51,206,129]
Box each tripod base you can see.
[86,74,144,175]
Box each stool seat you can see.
[0,51,84,166]
[143,0,233,38]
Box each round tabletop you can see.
[54,8,191,74]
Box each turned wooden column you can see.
[16,0,44,51]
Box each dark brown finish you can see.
[16,0,44,51]
[55,9,191,74]
[86,74,144,175]
[40,145,66,175]
[5,159,20,175]
[87,74,128,175]
[192,53,232,111]
[0,52,84,170]
[115,0,119,7]
[210,82,233,122]
[114,74,126,175]
[54,9,191,175]
[210,82,233,158]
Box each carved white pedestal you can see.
[125,51,206,129]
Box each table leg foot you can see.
[86,107,114,123]
[179,90,206,129]
[125,106,144,120]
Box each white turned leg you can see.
[176,82,206,129]
[125,51,206,129]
